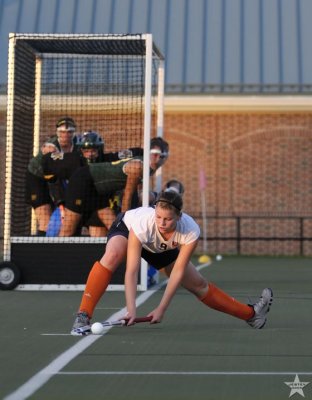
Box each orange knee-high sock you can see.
[79,261,112,318]
[199,283,254,320]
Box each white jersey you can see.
[123,207,200,253]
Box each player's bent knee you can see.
[183,277,208,297]
[100,248,125,269]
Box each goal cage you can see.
[1,33,165,291]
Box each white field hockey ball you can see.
[91,322,104,335]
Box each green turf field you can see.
[1,256,311,400]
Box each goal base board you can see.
[8,238,143,290]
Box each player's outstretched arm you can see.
[124,229,143,325]
[149,240,198,322]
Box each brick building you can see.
[1,95,311,256]
[162,97,312,255]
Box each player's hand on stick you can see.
[120,312,136,326]
[148,307,165,324]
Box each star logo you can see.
[284,374,310,398]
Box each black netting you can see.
[6,34,161,240]
[11,42,36,235]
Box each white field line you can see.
[4,262,209,400]
[57,371,312,376]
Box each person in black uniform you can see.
[25,117,79,235]
[42,130,144,236]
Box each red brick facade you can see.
[0,108,311,256]
[161,112,312,255]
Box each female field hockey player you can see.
[71,191,273,335]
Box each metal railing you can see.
[195,215,312,256]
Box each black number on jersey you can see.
[160,243,167,250]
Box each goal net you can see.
[3,33,164,290]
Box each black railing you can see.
[195,215,312,256]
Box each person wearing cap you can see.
[59,137,169,236]
[71,191,273,335]
[26,117,79,235]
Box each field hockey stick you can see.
[91,316,153,334]
[72,316,152,336]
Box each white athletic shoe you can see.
[71,311,91,336]
[246,288,273,329]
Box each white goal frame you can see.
[3,33,165,291]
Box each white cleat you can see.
[246,288,273,329]
[71,311,91,336]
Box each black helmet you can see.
[78,131,104,163]
[79,131,104,149]
[164,179,185,195]
[56,117,76,131]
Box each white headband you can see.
[150,148,162,155]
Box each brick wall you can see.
[0,109,311,255]
[161,112,312,255]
